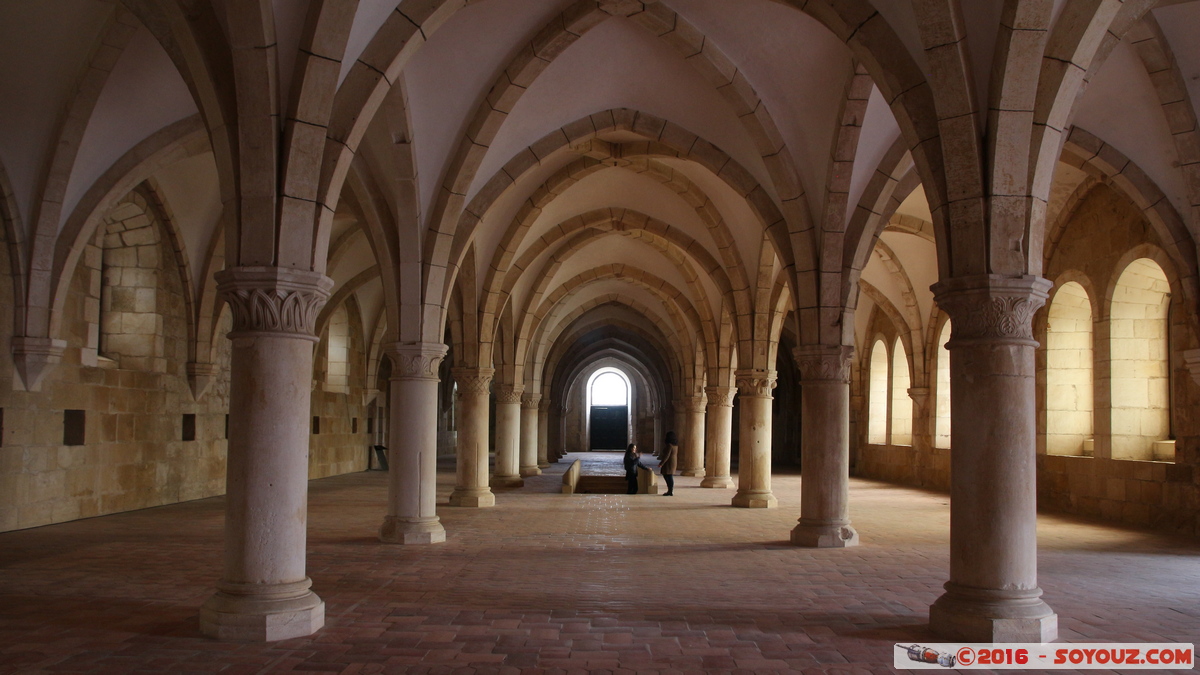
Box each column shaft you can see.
[731,371,777,508]
[491,386,524,487]
[670,400,686,458]
[700,386,735,488]
[928,275,1056,643]
[379,343,447,545]
[553,404,568,461]
[681,395,706,476]
[449,368,496,507]
[520,393,541,476]
[651,407,662,460]
[537,399,551,466]
[200,267,330,641]
[791,346,858,547]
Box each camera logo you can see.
[900,644,957,668]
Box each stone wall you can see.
[309,297,371,478]
[309,389,370,478]
[1035,184,1200,535]
[853,307,950,490]
[851,183,1200,537]
[1036,454,1196,531]
[0,192,375,533]
[0,199,231,532]
[855,442,951,491]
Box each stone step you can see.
[575,475,630,494]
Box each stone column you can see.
[908,386,933,483]
[520,393,542,477]
[449,368,496,507]
[700,386,735,488]
[200,267,331,641]
[537,398,551,466]
[554,403,569,460]
[791,346,859,547]
[670,399,686,457]
[650,401,662,458]
[909,386,931,446]
[680,394,706,476]
[379,342,447,545]
[491,385,524,487]
[928,275,1056,643]
[731,370,777,508]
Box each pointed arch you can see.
[867,338,889,444]
[1045,278,1095,456]
[1106,253,1173,461]
[438,110,794,322]
[890,335,912,446]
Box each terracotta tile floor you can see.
[1,452,1198,674]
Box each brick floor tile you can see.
[0,453,1197,673]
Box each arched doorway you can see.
[587,367,631,450]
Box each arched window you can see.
[934,320,952,448]
[326,305,350,394]
[590,370,629,406]
[1109,259,1171,461]
[891,337,912,446]
[867,340,888,444]
[1046,282,1093,456]
[586,367,632,450]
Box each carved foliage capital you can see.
[452,368,494,395]
[521,392,541,409]
[735,370,777,397]
[216,267,333,340]
[683,396,708,413]
[704,386,736,407]
[386,342,448,381]
[495,385,524,404]
[932,275,1051,344]
[793,345,853,383]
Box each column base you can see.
[200,579,324,642]
[929,583,1058,643]
[379,516,446,544]
[731,491,777,508]
[790,519,859,547]
[700,475,734,488]
[489,475,525,488]
[519,466,542,477]
[449,487,495,507]
[681,468,705,477]
[537,461,551,468]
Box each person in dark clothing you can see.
[623,443,649,494]
[660,431,678,496]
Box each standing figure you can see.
[623,443,649,494]
[660,431,678,496]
